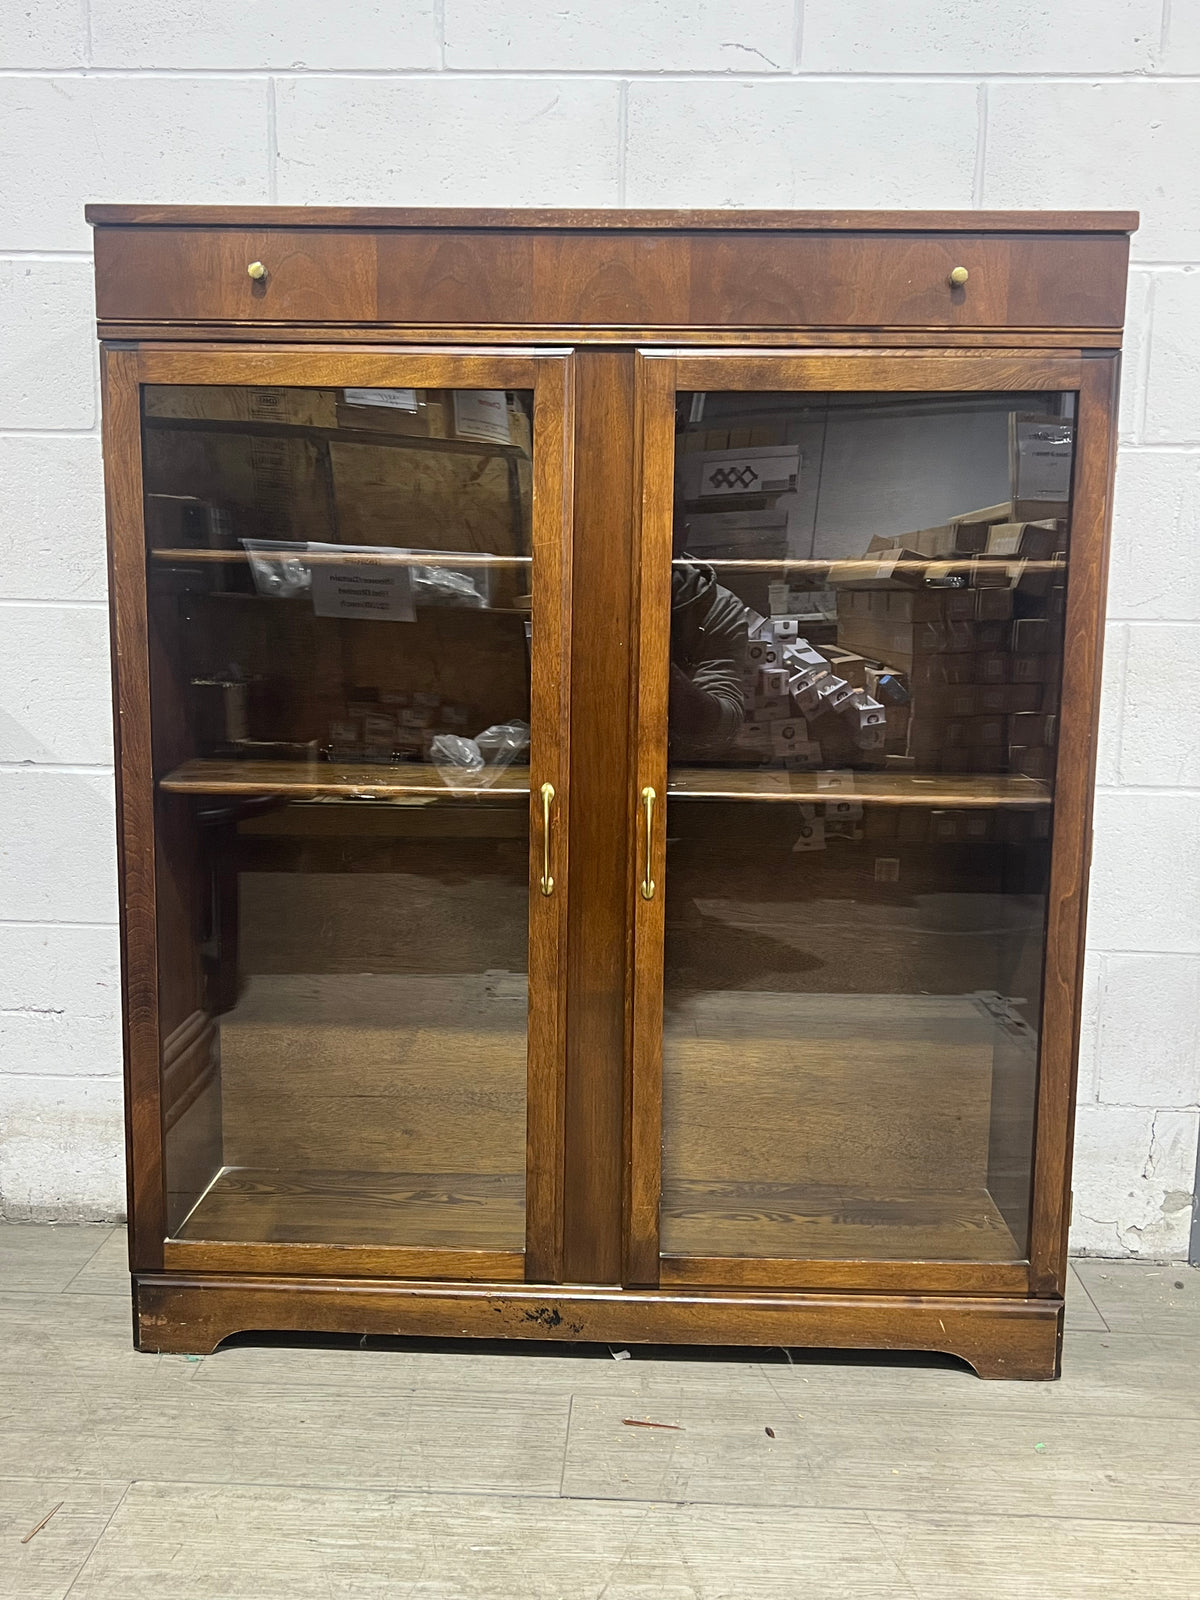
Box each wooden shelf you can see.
[160,757,530,800]
[173,1166,525,1252]
[667,767,1051,807]
[674,557,1065,576]
[660,1180,1021,1264]
[149,548,531,567]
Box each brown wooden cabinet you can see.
[89,206,1135,1377]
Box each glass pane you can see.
[663,390,1072,1264]
[142,383,536,1253]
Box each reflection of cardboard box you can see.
[950,520,991,553]
[817,675,855,713]
[920,685,978,717]
[952,498,1070,526]
[977,682,1041,715]
[1012,618,1055,653]
[142,426,330,543]
[929,809,964,843]
[337,389,447,439]
[791,813,826,850]
[998,809,1052,842]
[866,666,910,704]
[1010,745,1055,779]
[790,671,827,716]
[784,741,823,770]
[868,524,990,558]
[746,640,781,670]
[970,557,1013,589]
[683,445,802,501]
[1011,654,1056,684]
[909,655,975,688]
[1011,712,1058,747]
[897,809,928,842]
[825,647,868,687]
[973,621,1009,651]
[984,520,1061,560]
[974,587,1014,621]
[975,653,1011,685]
[734,720,770,750]
[864,808,898,840]
[770,717,808,750]
[847,692,887,731]
[684,508,788,560]
[828,548,926,588]
[145,385,340,428]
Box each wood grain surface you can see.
[133,1273,1064,1378]
[101,346,166,1269]
[96,208,1122,1374]
[666,768,1051,806]
[99,321,1123,349]
[561,351,637,1285]
[85,205,1141,230]
[95,227,1130,331]
[160,758,531,798]
[1028,355,1121,1298]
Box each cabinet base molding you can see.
[134,1274,1064,1380]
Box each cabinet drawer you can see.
[94,228,378,322]
[95,225,1128,332]
[682,232,1128,330]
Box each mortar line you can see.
[972,81,988,206]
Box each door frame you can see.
[627,347,1118,1297]
[104,343,575,1283]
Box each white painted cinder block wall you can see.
[2,2,1198,1256]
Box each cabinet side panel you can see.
[562,351,637,1283]
[1029,355,1120,1295]
[102,347,165,1268]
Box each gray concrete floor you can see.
[2,1223,1198,1598]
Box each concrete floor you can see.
[2,1224,1198,1598]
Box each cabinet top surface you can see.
[84,204,1139,234]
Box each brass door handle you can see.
[640,786,656,901]
[539,782,555,896]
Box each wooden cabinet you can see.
[89,206,1135,1377]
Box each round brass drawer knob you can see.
[948,265,969,287]
[247,261,267,281]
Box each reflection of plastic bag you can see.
[242,540,312,599]
[241,539,492,611]
[432,720,529,788]
[476,720,530,767]
[410,560,491,609]
[429,735,484,781]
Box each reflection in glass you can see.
[142,385,535,1253]
[662,392,1072,1265]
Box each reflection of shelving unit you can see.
[675,555,1065,585]
[160,758,531,800]
[149,549,532,567]
[667,767,1050,806]
[143,413,530,462]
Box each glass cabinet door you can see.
[133,353,571,1278]
[630,352,1110,1291]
